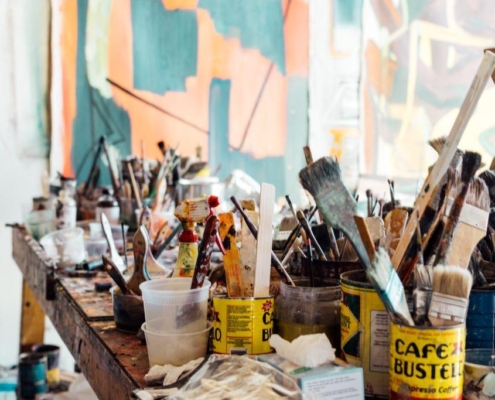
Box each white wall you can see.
[0,0,72,370]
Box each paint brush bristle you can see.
[299,157,342,194]
[428,136,463,169]
[478,170,495,207]
[279,216,298,232]
[461,151,481,183]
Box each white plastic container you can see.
[139,278,211,334]
[40,228,85,266]
[142,321,211,367]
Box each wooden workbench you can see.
[12,227,149,400]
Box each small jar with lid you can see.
[95,188,120,224]
[275,278,342,350]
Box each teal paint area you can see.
[199,0,285,74]
[131,0,198,95]
[73,0,131,185]
[333,0,363,26]
[209,78,304,200]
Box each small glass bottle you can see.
[55,177,77,229]
[95,188,120,224]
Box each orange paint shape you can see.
[284,0,309,76]
[163,0,197,10]
[60,0,78,177]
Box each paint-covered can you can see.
[340,270,389,398]
[32,344,60,389]
[212,295,274,355]
[463,349,495,398]
[18,353,48,399]
[390,322,465,399]
[466,289,495,349]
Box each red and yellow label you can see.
[212,296,274,355]
[390,323,466,400]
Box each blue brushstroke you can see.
[333,0,363,26]
[199,0,285,74]
[73,0,131,185]
[209,78,308,200]
[131,0,198,94]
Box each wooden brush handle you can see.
[281,206,318,258]
[129,227,149,295]
[102,138,121,199]
[102,255,133,296]
[219,212,243,297]
[139,206,152,236]
[297,210,327,261]
[101,213,121,266]
[127,162,143,209]
[353,216,376,261]
[231,196,295,286]
[191,215,219,289]
[153,224,182,259]
[153,221,169,249]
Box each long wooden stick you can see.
[392,50,495,272]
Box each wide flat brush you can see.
[391,51,495,272]
[428,265,473,327]
[218,212,243,297]
[434,151,482,266]
[127,226,150,295]
[299,157,371,270]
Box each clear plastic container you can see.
[39,228,86,266]
[77,221,129,253]
[139,278,210,334]
[142,321,211,367]
[25,209,55,241]
[275,278,342,349]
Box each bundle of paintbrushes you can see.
[299,156,414,326]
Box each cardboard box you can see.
[258,354,364,400]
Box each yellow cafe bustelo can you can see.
[390,321,466,400]
[212,295,274,355]
[341,270,390,398]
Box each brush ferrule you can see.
[428,292,469,324]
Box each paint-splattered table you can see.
[12,227,149,400]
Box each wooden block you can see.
[20,280,45,352]
[366,216,385,247]
[240,210,259,297]
[254,183,275,297]
[219,213,243,297]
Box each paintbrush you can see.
[152,221,169,252]
[299,157,372,271]
[303,145,340,260]
[354,215,414,326]
[296,210,327,261]
[412,215,432,324]
[102,255,134,296]
[231,196,295,286]
[139,206,152,236]
[443,177,489,268]
[479,170,495,207]
[392,51,495,273]
[101,137,121,199]
[428,265,473,327]
[126,161,143,209]
[83,137,104,198]
[127,226,150,295]
[434,151,482,266]
[191,215,219,289]
[285,195,298,219]
[366,189,373,217]
[280,207,318,260]
[306,239,314,287]
[121,222,129,268]
[428,136,464,171]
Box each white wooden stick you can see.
[253,183,275,297]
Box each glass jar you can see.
[275,278,342,349]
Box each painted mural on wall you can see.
[361,0,495,179]
[52,0,309,199]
